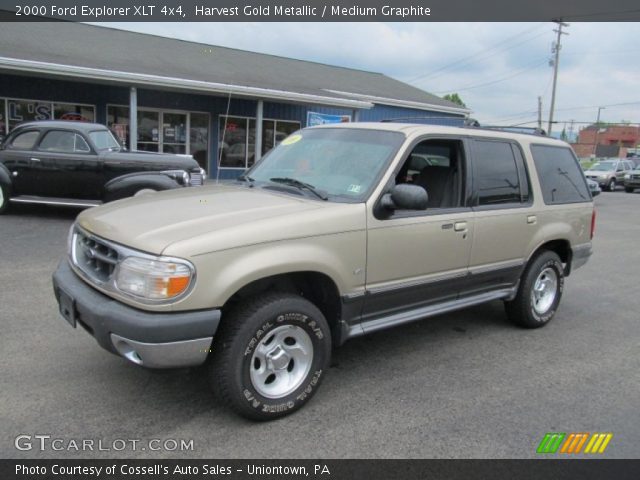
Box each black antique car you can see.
[0,121,205,213]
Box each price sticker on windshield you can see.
[281,134,302,146]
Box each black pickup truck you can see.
[0,121,205,213]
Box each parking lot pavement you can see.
[1,192,639,460]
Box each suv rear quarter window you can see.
[530,144,591,204]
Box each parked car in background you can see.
[0,121,205,214]
[623,165,640,193]
[586,178,601,197]
[583,158,634,191]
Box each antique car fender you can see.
[103,171,182,202]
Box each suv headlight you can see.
[115,257,195,300]
[624,174,631,179]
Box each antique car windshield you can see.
[89,129,121,151]
[590,162,615,171]
[246,128,404,202]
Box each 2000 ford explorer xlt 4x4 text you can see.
[52,123,595,420]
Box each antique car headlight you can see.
[115,256,195,300]
[162,169,190,186]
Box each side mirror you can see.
[381,184,429,211]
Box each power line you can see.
[433,58,549,94]
[407,23,547,84]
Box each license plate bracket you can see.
[58,288,77,328]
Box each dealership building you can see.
[0,22,469,178]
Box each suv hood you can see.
[76,184,364,255]
[584,169,613,176]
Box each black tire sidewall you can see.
[524,254,564,325]
[218,296,331,420]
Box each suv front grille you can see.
[72,229,119,284]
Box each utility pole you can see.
[547,21,569,135]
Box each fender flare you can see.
[103,172,181,202]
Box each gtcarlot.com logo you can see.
[537,432,613,454]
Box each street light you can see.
[592,107,605,157]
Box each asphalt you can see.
[1,192,638,459]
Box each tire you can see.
[608,179,616,191]
[0,182,9,215]
[625,187,635,193]
[505,251,564,329]
[210,293,331,420]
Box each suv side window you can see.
[393,138,465,210]
[8,130,40,150]
[39,130,91,153]
[530,144,590,204]
[472,139,524,206]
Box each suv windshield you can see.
[89,129,121,151]
[590,161,616,171]
[246,128,404,201]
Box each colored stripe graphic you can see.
[537,433,566,453]
[584,433,613,454]
[560,433,589,454]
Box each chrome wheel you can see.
[609,179,616,191]
[250,325,314,399]
[0,185,4,208]
[531,267,558,315]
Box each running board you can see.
[10,196,102,208]
[348,288,516,339]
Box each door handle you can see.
[527,215,537,224]
[454,221,467,232]
[30,157,41,162]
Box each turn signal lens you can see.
[115,256,194,300]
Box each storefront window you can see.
[53,103,95,122]
[190,112,209,170]
[220,116,300,169]
[0,98,6,139]
[162,112,187,154]
[107,106,208,163]
[5,99,95,132]
[106,105,130,147]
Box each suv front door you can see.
[362,137,473,332]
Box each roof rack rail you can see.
[379,117,548,136]
[380,116,467,123]
[473,125,547,136]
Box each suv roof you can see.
[311,122,569,146]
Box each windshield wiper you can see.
[237,175,255,187]
[269,177,328,200]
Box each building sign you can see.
[306,111,351,127]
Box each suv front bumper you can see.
[52,260,221,368]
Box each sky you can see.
[97,22,640,136]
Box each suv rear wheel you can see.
[210,293,331,420]
[505,251,564,328]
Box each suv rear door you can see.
[463,138,534,296]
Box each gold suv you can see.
[53,123,595,420]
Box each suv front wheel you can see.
[608,178,616,191]
[210,293,331,420]
[505,251,564,328]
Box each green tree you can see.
[443,93,467,108]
